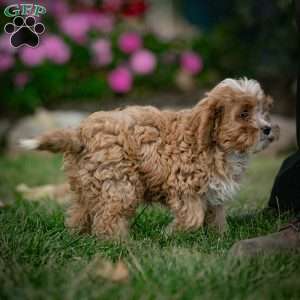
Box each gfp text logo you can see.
[3,3,46,48]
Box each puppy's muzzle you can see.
[265,124,280,142]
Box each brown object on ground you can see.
[88,256,129,282]
[16,183,71,204]
[228,219,300,257]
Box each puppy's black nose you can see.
[262,126,271,136]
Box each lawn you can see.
[1,153,300,300]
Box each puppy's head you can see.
[193,78,279,153]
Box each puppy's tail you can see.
[19,129,83,153]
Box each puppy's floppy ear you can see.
[191,97,224,149]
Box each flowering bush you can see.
[0,0,297,116]
[0,0,205,113]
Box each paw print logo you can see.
[4,16,45,48]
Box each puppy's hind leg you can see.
[91,179,143,240]
[65,201,92,234]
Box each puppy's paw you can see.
[163,223,176,237]
[207,220,228,235]
[163,222,187,237]
[164,221,202,237]
[205,205,228,235]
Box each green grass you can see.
[1,153,300,300]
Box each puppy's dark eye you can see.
[240,110,249,119]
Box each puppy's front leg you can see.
[166,194,206,234]
[205,205,228,234]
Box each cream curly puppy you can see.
[21,78,279,239]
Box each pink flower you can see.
[14,72,29,88]
[130,49,156,75]
[19,36,70,66]
[180,51,203,75]
[60,14,90,44]
[0,34,15,54]
[49,1,69,17]
[19,47,46,66]
[91,39,112,66]
[89,13,114,33]
[118,32,142,54]
[108,67,133,93]
[0,53,14,71]
[42,35,70,64]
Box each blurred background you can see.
[0,0,297,155]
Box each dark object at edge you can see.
[268,0,300,214]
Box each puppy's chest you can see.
[205,153,249,206]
